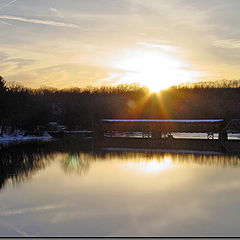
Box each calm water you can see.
[1,137,240,236]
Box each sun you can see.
[110,49,203,92]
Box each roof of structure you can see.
[102,119,224,123]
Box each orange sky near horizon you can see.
[1,0,240,91]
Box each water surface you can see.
[1,138,240,236]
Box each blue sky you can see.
[0,0,240,89]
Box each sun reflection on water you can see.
[123,157,177,174]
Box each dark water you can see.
[1,137,240,236]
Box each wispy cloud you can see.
[49,7,64,18]
[97,73,122,86]
[138,42,177,51]
[0,0,17,10]
[0,19,12,25]
[0,219,29,236]
[0,204,66,216]
[214,39,240,49]
[0,15,80,28]
[0,0,17,25]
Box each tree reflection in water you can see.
[0,141,57,190]
[0,139,94,190]
[62,153,91,175]
[1,139,240,190]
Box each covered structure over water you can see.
[101,119,225,139]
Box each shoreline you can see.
[0,132,53,143]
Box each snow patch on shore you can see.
[0,131,52,143]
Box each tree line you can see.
[1,75,240,133]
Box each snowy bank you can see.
[0,131,52,143]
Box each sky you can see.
[0,0,240,90]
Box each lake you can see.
[1,137,240,237]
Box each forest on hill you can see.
[1,76,240,132]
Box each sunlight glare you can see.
[111,50,204,92]
[124,157,177,174]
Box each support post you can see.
[219,131,228,141]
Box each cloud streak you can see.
[0,15,80,28]
[214,39,240,49]
[0,219,29,236]
[0,0,17,10]
[138,42,177,51]
[0,204,66,216]
[49,7,64,18]
[0,20,12,25]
